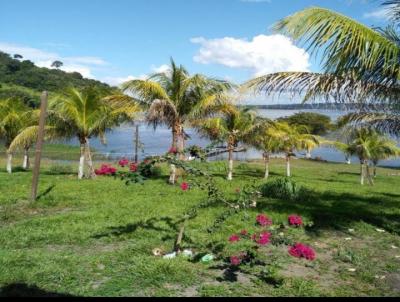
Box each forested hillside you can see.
[0,51,114,107]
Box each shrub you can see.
[48,164,74,175]
[260,177,313,202]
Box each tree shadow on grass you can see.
[259,190,400,235]
[92,216,193,244]
[0,283,76,297]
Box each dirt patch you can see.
[386,273,400,293]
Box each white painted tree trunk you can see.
[78,144,85,179]
[227,148,233,181]
[6,153,12,174]
[360,162,365,185]
[23,148,30,170]
[85,139,96,179]
[264,154,270,179]
[306,149,312,159]
[169,164,177,184]
[346,157,351,165]
[286,155,291,177]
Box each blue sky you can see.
[0,0,391,87]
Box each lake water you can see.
[63,109,400,168]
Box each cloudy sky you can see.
[0,0,391,90]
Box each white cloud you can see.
[0,42,108,79]
[191,34,310,77]
[363,7,391,20]
[151,64,170,73]
[102,74,148,87]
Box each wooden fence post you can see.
[30,91,48,201]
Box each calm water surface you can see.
[62,109,399,168]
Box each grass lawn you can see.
[0,157,399,297]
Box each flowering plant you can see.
[256,214,273,227]
[288,243,316,261]
[118,158,129,167]
[95,164,117,176]
[288,215,303,227]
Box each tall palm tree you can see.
[11,87,139,179]
[198,107,259,180]
[248,118,280,179]
[0,98,35,173]
[246,1,400,137]
[271,122,321,177]
[121,58,233,157]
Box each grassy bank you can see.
[0,159,399,297]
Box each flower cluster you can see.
[256,214,273,227]
[252,232,271,246]
[129,163,138,172]
[288,215,303,227]
[95,164,117,176]
[229,234,240,242]
[168,147,178,155]
[118,158,129,167]
[289,243,316,261]
[181,182,189,191]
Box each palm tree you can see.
[0,98,35,173]
[11,87,139,179]
[248,118,280,179]
[271,122,321,177]
[198,107,259,180]
[121,58,233,157]
[246,1,400,137]
[333,127,399,185]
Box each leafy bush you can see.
[137,160,162,178]
[260,177,313,202]
[48,164,74,175]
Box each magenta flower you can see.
[129,163,138,172]
[118,158,129,167]
[230,256,242,266]
[229,234,240,242]
[181,182,189,191]
[288,215,303,227]
[168,147,178,154]
[256,214,273,227]
[95,164,117,176]
[289,243,316,261]
[252,232,271,246]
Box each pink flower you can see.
[288,215,303,227]
[252,232,271,246]
[95,164,117,176]
[129,163,138,172]
[168,147,178,154]
[230,256,242,266]
[229,234,240,242]
[256,214,273,227]
[118,158,129,167]
[289,243,316,261]
[181,182,189,191]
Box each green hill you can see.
[0,51,114,107]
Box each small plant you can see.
[260,177,313,202]
[48,164,74,175]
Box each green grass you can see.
[0,158,399,297]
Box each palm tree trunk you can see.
[85,138,96,179]
[78,143,85,179]
[306,148,312,159]
[263,152,270,179]
[227,141,234,181]
[23,148,30,170]
[366,161,374,186]
[346,156,351,165]
[6,152,12,174]
[373,164,377,178]
[169,164,177,184]
[360,161,365,185]
[286,154,291,177]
